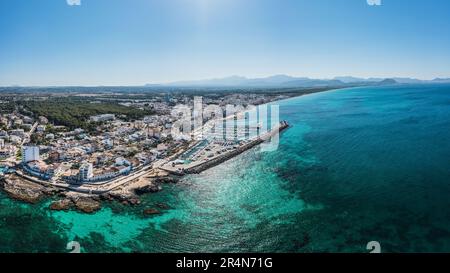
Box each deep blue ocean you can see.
[1,84,450,253]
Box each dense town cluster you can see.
[0,111,177,184]
[0,92,289,186]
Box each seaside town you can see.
[0,90,293,213]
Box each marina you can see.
[160,121,289,175]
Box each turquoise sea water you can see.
[1,84,450,253]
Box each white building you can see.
[13,119,23,126]
[9,135,22,144]
[10,129,25,137]
[36,125,46,132]
[79,162,94,181]
[90,114,115,122]
[22,146,40,163]
[23,116,33,123]
[0,130,8,138]
[74,128,84,134]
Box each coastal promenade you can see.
[13,162,163,195]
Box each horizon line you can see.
[2,74,450,88]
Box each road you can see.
[21,122,39,146]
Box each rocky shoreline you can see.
[0,173,179,214]
[0,175,62,204]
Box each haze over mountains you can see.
[147,75,450,88]
[4,75,450,89]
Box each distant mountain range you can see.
[146,75,450,88]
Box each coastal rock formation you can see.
[134,184,162,195]
[0,169,176,214]
[0,172,173,214]
[128,197,141,205]
[1,175,46,204]
[49,199,73,211]
[99,193,115,202]
[111,191,135,201]
[154,176,178,184]
[143,208,161,215]
[42,186,63,196]
[74,197,101,213]
[120,199,141,206]
[99,190,141,205]
[156,202,171,210]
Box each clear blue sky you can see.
[1,0,450,86]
